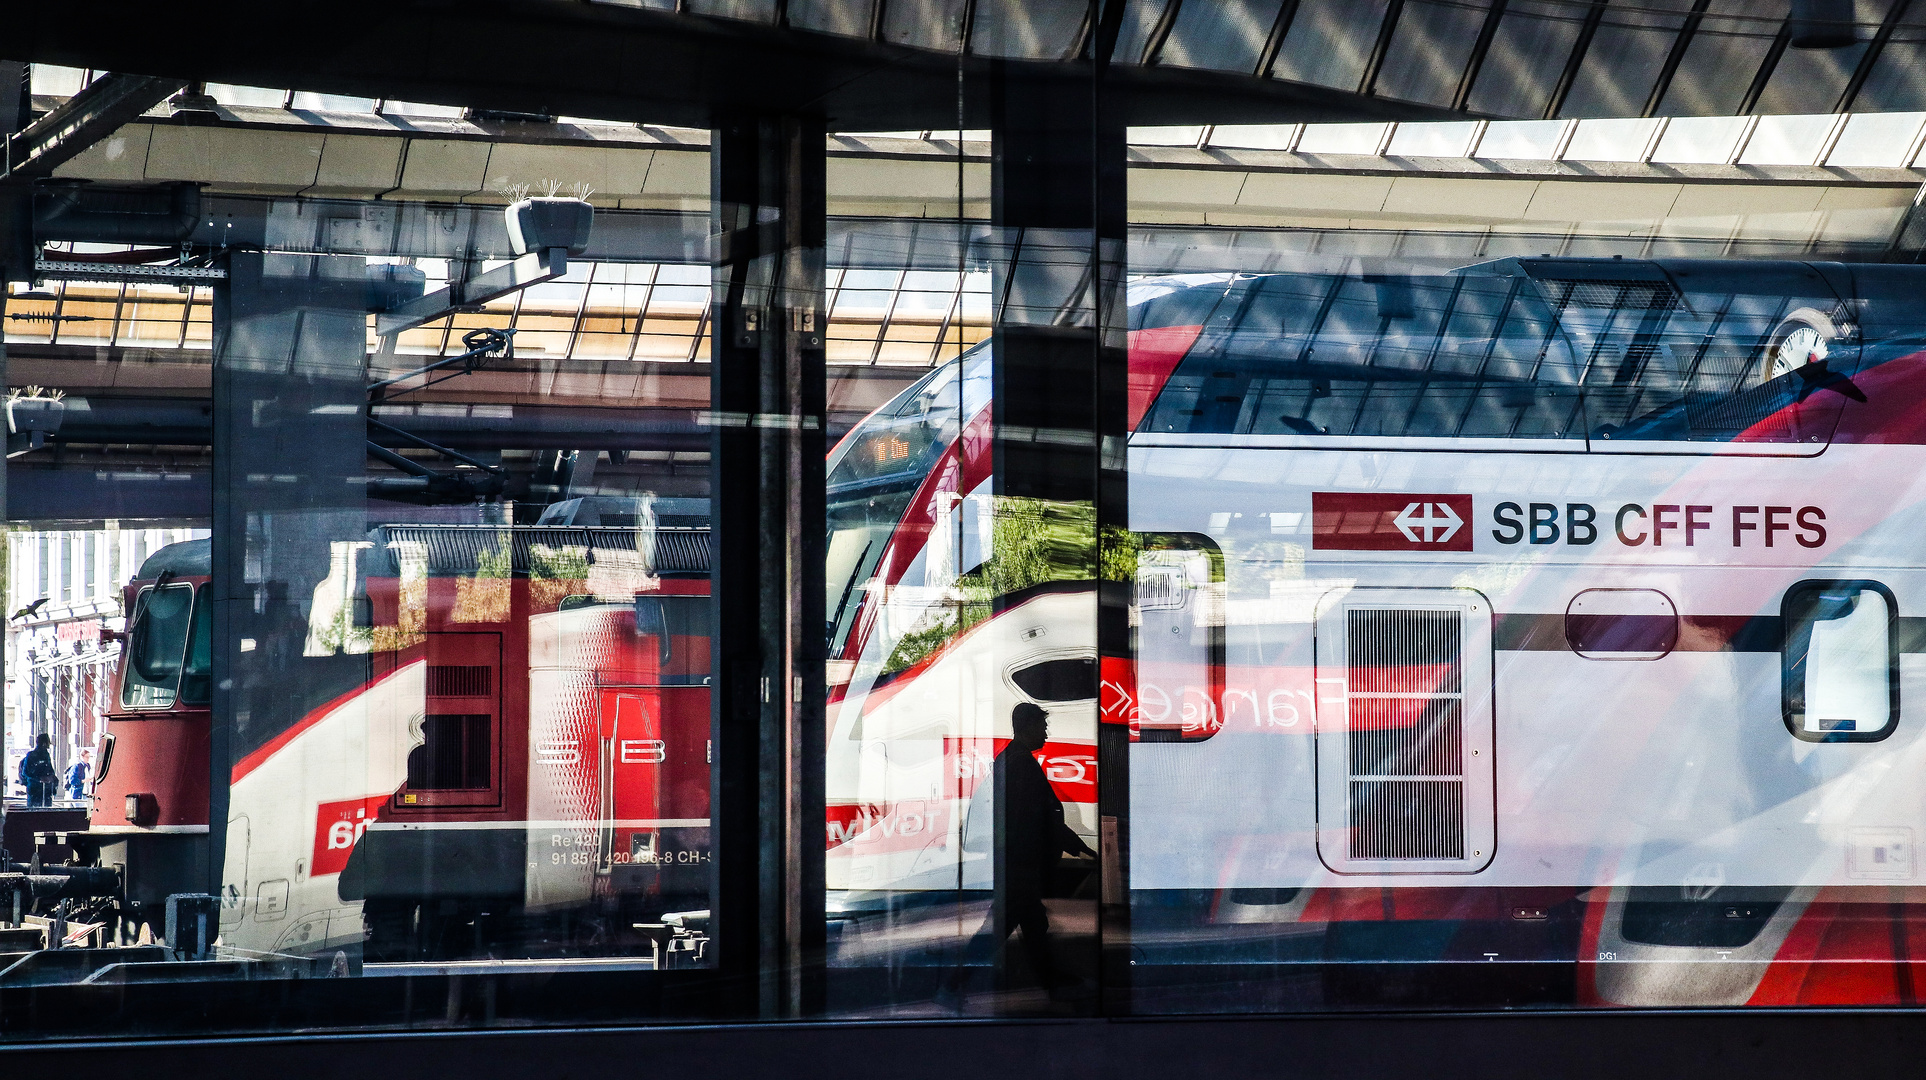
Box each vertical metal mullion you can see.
[626,262,658,361]
[989,65,1126,1011]
[563,257,596,360]
[710,112,826,1021]
[1451,0,1511,113]
[1837,0,1912,113]
[1545,0,1608,119]
[1642,0,1713,118]
[867,268,904,366]
[1359,0,1407,96]
[1736,21,1794,117]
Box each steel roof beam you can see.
[1,72,182,181]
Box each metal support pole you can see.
[210,252,373,906]
[986,52,1129,1010]
[710,113,827,1019]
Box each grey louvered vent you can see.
[1316,590,1494,875]
[1345,609,1466,860]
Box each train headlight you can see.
[124,792,158,827]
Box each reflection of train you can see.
[826,352,1100,899]
[78,510,711,963]
[827,256,1926,1007]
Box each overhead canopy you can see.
[9,0,1926,129]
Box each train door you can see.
[598,688,664,871]
[604,592,712,907]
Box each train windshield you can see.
[633,594,713,685]
[825,345,988,653]
[179,589,212,705]
[121,582,204,709]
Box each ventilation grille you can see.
[409,714,492,790]
[1344,609,1466,861]
[1543,279,1676,314]
[427,665,492,697]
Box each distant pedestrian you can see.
[20,735,56,808]
[64,749,92,801]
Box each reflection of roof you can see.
[367,525,709,577]
[51,3,1926,125]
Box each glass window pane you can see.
[1373,0,1489,106]
[1738,114,1836,167]
[1296,122,1388,155]
[1465,0,1584,117]
[1476,119,1564,159]
[1652,116,1749,164]
[1159,0,1284,74]
[1826,111,1925,166]
[1272,0,1393,90]
[1559,1,1694,118]
[1563,117,1663,161]
[1386,121,1479,158]
[1659,22,1777,116]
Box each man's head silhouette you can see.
[1011,702,1049,752]
[34,734,49,749]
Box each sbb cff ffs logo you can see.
[1312,492,1475,552]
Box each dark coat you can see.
[993,742,1094,893]
[20,748,54,786]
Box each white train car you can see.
[825,256,1926,1007]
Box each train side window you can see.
[121,583,195,710]
[1136,262,1859,450]
[1504,258,1854,447]
[1131,534,1226,742]
[178,587,213,705]
[1140,272,1589,442]
[634,595,712,686]
[1010,657,1097,703]
[1782,580,1898,742]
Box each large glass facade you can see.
[7,0,1926,1046]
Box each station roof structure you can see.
[7,2,1926,529]
[2,71,1917,444]
[13,1,1926,130]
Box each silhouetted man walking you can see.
[948,702,1095,1001]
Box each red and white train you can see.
[823,255,1926,1007]
[81,507,712,963]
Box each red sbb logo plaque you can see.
[1312,492,1474,551]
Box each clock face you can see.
[1770,324,1828,379]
